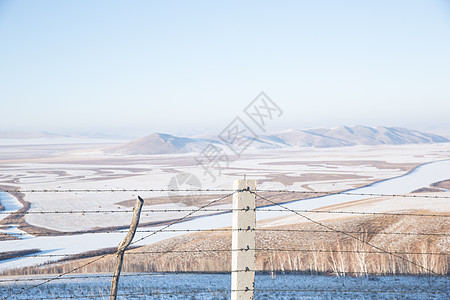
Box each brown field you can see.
[412,187,443,193]
[0,249,40,262]
[412,179,450,193]
[432,179,450,190]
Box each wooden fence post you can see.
[110,196,144,300]
[231,179,256,300]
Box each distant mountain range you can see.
[103,126,449,155]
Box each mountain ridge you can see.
[103,125,449,155]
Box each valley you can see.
[0,132,449,273]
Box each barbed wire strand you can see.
[259,189,450,199]
[18,248,449,257]
[2,188,450,199]
[252,191,449,279]
[2,248,447,265]
[1,208,449,217]
[3,228,448,237]
[258,208,450,217]
[0,192,236,300]
[15,249,448,258]
[2,269,449,284]
[0,273,162,283]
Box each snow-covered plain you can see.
[0,142,450,271]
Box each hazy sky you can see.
[1,0,449,136]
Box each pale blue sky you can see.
[1,0,449,136]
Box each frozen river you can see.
[0,191,22,222]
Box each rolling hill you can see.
[104,126,449,155]
[104,133,221,155]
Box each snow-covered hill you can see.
[103,126,449,155]
[104,133,221,155]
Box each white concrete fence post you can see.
[231,179,256,300]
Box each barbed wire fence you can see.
[0,186,449,299]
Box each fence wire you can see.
[1,208,449,217]
[3,228,449,237]
[1,187,449,299]
[8,248,448,258]
[2,188,450,199]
